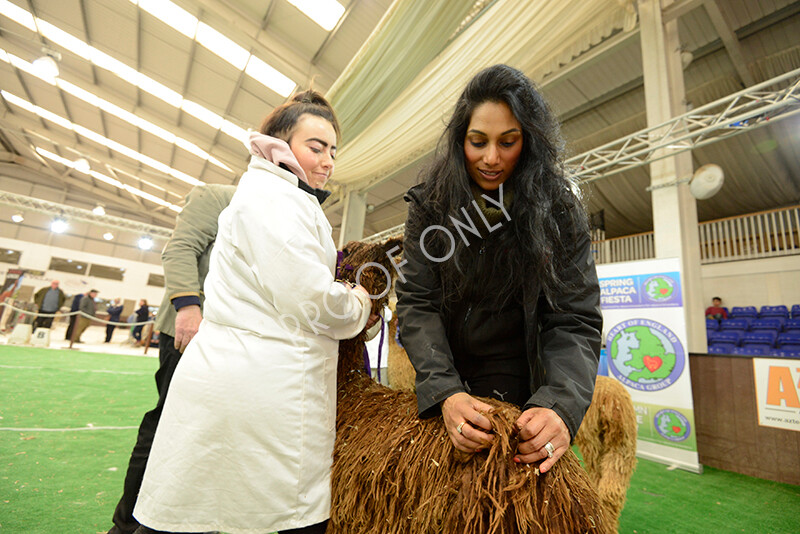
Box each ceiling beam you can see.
[0,111,194,200]
[702,0,756,87]
[190,0,338,85]
[0,35,248,173]
[0,161,176,228]
[661,0,705,23]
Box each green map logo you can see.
[654,409,691,442]
[643,275,676,302]
[606,319,685,391]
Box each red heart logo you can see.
[643,355,662,372]
[660,288,669,295]
[672,426,682,434]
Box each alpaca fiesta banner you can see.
[597,257,701,474]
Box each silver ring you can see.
[457,421,465,434]
[544,441,555,459]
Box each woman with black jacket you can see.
[396,64,602,474]
[132,299,149,344]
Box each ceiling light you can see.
[286,0,345,31]
[35,147,182,212]
[3,90,204,187]
[11,213,24,223]
[31,54,59,80]
[103,232,114,241]
[50,218,68,233]
[245,56,296,97]
[92,205,106,216]
[195,22,250,70]
[0,5,256,144]
[136,0,198,38]
[138,236,154,250]
[74,158,91,173]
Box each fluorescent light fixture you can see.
[285,0,345,31]
[103,232,114,241]
[0,0,35,30]
[195,22,250,70]
[131,0,295,99]
[136,0,198,38]
[31,55,59,79]
[50,218,69,233]
[74,158,91,173]
[0,3,262,144]
[138,236,154,250]
[181,100,224,129]
[35,147,182,212]
[92,205,106,216]
[245,56,295,97]
[221,121,249,145]
[3,90,204,187]
[11,214,24,223]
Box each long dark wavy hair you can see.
[415,64,589,309]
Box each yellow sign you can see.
[752,358,800,432]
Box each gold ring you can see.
[457,421,465,434]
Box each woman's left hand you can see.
[513,407,569,473]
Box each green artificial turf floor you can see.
[1,345,798,533]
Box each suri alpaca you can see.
[329,239,611,534]
[384,321,637,531]
[573,376,637,533]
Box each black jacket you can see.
[396,185,602,439]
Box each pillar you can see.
[338,190,367,249]
[638,0,707,352]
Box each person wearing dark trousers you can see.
[64,292,84,340]
[32,280,65,330]
[131,300,150,345]
[73,289,99,343]
[105,298,124,343]
[107,183,235,534]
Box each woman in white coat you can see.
[133,91,373,534]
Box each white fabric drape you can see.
[330,0,636,186]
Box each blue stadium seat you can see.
[769,349,800,359]
[731,306,758,319]
[776,333,800,351]
[760,305,789,319]
[733,346,768,356]
[720,319,749,332]
[750,318,783,332]
[792,305,800,319]
[784,319,800,333]
[709,331,742,346]
[708,344,736,355]
[741,331,777,349]
[706,319,719,332]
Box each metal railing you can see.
[589,204,800,265]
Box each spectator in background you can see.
[64,292,84,340]
[105,298,124,343]
[33,280,66,330]
[132,299,150,345]
[705,296,728,320]
[73,289,99,343]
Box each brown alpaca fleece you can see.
[330,239,611,534]
[385,333,637,530]
[574,376,638,532]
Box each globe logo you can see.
[643,275,676,303]
[606,319,685,391]
[654,409,691,442]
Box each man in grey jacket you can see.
[108,184,235,534]
[72,289,99,343]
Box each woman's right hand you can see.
[441,392,495,453]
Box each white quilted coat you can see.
[134,156,370,533]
